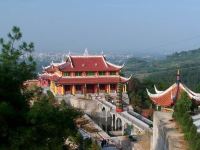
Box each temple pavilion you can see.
[146,70,200,108]
[39,51,130,96]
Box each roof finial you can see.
[176,69,180,83]
[101,50,104,55]
[83,48,89,56]
[68,50,71,56]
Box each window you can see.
[110,72,116,75]
[99,71,105,76]
[87,71,95,76]
[63,72,70,76]
[75,72,82,76]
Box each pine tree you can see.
[0,27,82,149]
[0,26,36,146]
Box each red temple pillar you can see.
[81,85,84,94]
[97,84,99,95]
[94,84,98,93]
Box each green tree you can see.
[89,141,101,150]
[174,92,192,120]
[128,77,154,112]
[0,27,82,149]
[0,26,36,147]
[172,92,200,150]
[25,92,81,149]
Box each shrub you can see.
[173,92,200,150]
[194,139,200,150]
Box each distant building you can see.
[147,70,200,109]
[39,51,130,96]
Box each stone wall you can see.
[56,95,100,114]
[153,111,187,150]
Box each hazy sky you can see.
[1,0,200,55]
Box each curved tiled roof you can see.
[55,76,129,85]
[147,83,200,107]
[43,61,66,73]
[40,53,129,86]
[58,55,123,72]
[44,66,57,73]
[39,73,59,81]
[147,70,200,107]
[43,55,123,73]
[147,83,179,107]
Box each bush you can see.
[173,92,200,150]
[194,139,200,150]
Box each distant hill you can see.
[123,48,200,91]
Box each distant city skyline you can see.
[1,0,200,56]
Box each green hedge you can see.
[173,92,200,150]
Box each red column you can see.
[94,85,98,93]
[97,84,99,95]
[81,85,84,94]
[106,84,109,93]
[83,84,87,95]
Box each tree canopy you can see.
[0,26,36,147]
[127,77,153,113]
[0,27,82,149]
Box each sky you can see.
[1,0,200,56]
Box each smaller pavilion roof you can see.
[146,70,200,107]
[38,73,59,81]
[147,83,200,107]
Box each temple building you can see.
[39,51,130,96]
[146,70,200,108]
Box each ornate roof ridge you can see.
[147,83,177,98]
[51,62,66,66]
[179,83,200,100]
[120,75,131,81]
[67,55,74,68]
[39,72,58,76]
[154,85,164,94]
[70,55,104,58]
[106,61,123,69]
[43,65,51,69]
[60,75,126,79]
[43,61,66,69]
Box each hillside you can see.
[123,48,200,90]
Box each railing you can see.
[120,111,152,131]
[94,97,115,112]
[94,97,152,131]
[127,110,153,126]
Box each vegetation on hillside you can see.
[124,48,200,91]
[125,48,200,115]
